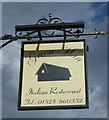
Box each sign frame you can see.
[18,39,89,110]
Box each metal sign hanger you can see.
[0,13,107,49]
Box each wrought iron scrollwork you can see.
[36,13,62,35]
[37,13,62,24]
[15,13,86,40]
[0,13,107,49]
[94,28,99,39]
[15,13,63,37]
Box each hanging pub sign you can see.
[18,39,89,110]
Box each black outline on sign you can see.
[18,39,89,110]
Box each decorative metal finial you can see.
[48,13,52,21]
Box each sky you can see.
[0,1,108,119]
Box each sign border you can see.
[18,39,89,110]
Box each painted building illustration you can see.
[36,63,71,81]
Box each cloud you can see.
[2,2,107,118]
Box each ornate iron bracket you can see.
[0,13,108,49]
[15,13,85,40]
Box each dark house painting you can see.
[36,63,71,82]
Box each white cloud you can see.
[2,42,21,88]
[77,85,107,118]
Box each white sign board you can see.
[18,39,88,110]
